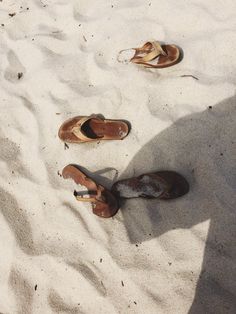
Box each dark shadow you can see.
[117,95,236,313]
[60,96,235,312]
[178,45,184,64]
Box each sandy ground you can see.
[0,0,236,313]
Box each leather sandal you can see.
[62,165,119,218]
[118,41,181,68]
[58,115,130,143]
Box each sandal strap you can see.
[75,188,105,204]
[75,195,98,203]
[75,183,105,204]
[143,41,167,61]
[131,41,167,64]
[72,115,104,141]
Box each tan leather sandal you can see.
[118,41,181,68]
[62,165,119,218]
[58,115,130,143]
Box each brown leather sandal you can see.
[118,41,181,68]
[58,115,130,143]
[62,165,119,218]
[111,171,189,199]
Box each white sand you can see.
[0,1,236,313]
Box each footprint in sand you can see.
[4,50,26,83]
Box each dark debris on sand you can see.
[18,72,23,80]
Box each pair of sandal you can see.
[58,114,189,218]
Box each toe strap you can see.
[131,41,167,63]
[72,115,104,141]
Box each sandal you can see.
[111,171,189,199]
[58,115,130,143]
[118,41,181,68]
[62,165,119,218]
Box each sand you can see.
[0,0,236,313]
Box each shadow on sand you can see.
[118,95,236,313]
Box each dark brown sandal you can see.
[58,115,130,143]
[111,171,189,199]
[62,165,119,218]
[118,41,181,68]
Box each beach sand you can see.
[0,1,235,313]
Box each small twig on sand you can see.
[180,74,199,80]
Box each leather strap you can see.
[75,186,105,204]
[74,173,106,204]
[72,115,104,141]
[131,41,167,64]
[118,41,165,64]
[76,195,98,203]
